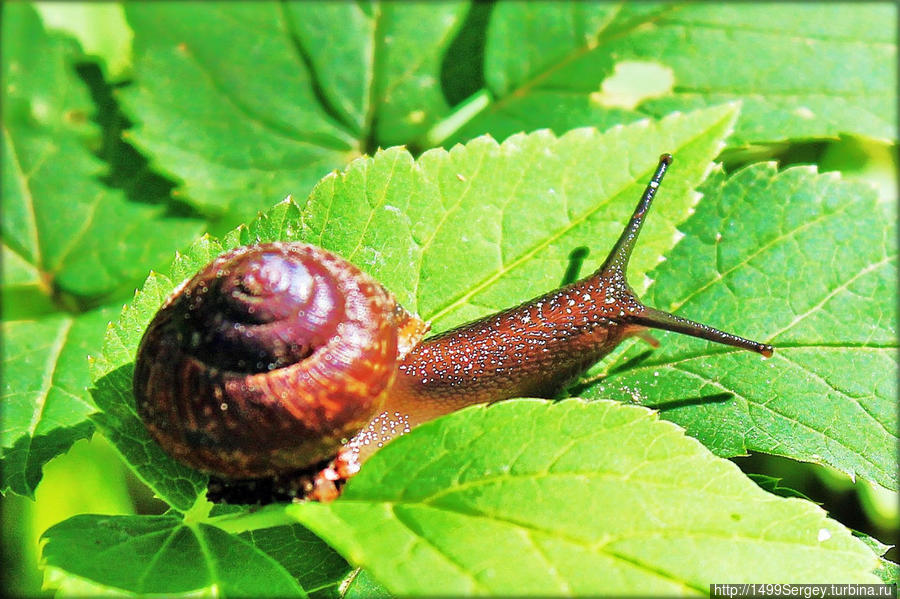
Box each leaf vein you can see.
[667,363,891,478]
[778,353,896,440]
[768,254,896,341]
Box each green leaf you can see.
[746,474,815,502]
[282,1,467,147]
[875,558,899,585]
[288,400,881,595]
[341,569,391,599]
[41,515,306,597]
[586,163,898,490]
[1,308,112,497]
[34,3,133,80]
[302,104,738,331]
[1,3,203,303]
[119,1,467,224]
[365,2,468,147]
[854,533,899,585]
[0,3,204,497]
[89,239,226,511]
[238,524,352,598]
[453,3,896,146]
[90,106,738,507]
[1,243,57,318]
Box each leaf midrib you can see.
[348,496,865,556]
[28,316,73,437]
[2,125,41,269]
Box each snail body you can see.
[133,154,773,501]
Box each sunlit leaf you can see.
[290,400,881,595]
[586,164,898,490]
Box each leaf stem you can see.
[205,504,298,534]
[183,494,213,524]
[421,88,492,148]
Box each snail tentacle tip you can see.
[659,153,673,165]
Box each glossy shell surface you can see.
[133,243,401,478]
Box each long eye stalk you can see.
[603,154,774,358]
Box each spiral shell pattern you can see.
[133,243,402,479]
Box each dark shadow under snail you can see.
[133,154,773,503]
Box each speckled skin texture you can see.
[133,243,405,479]
[398,266,642,404]
[346,265,646,461]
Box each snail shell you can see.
[133,243,425,479]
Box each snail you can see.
[133,154,773,503]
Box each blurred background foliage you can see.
[1,3,896,596]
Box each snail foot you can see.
[205,457,333,505]
[205,449,363,504]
